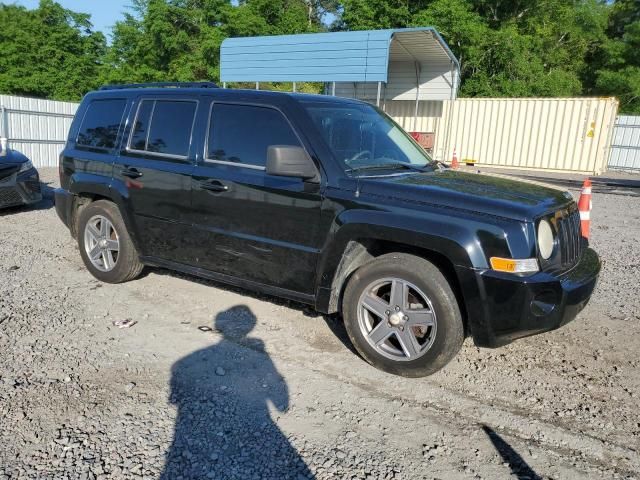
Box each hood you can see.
[0,148,29,165]
[0,149,30,178]
[358,170,573,221]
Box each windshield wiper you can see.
[346,162,430,174]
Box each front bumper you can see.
[0,168,42,208]
[460,248,601,348]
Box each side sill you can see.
[140,256,316,306]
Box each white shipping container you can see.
[386,97,619,175]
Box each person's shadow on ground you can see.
[161,305,314,480]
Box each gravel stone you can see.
[0,169,638,479]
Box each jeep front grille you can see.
[556,208,583,269]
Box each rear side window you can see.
[207,104,300,168]
[76,99,126,150]
[130,99,197,158]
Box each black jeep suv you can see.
[55,83,600,377]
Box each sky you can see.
[9,0,131,37]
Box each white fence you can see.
[608,115,640,171]
[387,97,619,175]
[0,95,78,168]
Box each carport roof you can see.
[219,27,459,84]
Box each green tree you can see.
[103,0,321,85]
[0,0,106,100]
[590,0,640,113]
[341,0,610,99]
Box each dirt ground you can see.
[0,168,639,480]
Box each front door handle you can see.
[200,180,229,192]
[121,167,143,179]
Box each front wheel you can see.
[342,253,464,377]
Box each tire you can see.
[342,253,464,377]
[77,200,144,283]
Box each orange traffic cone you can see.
[578,179,592,239]
[451,148,459,170]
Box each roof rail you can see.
[99,82,219,90]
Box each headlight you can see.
[19,160,33,173]
[537,219,555,260]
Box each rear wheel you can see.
[342,253,463,377]
[77,200,143,283]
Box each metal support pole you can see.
[0,105,7,153]
[376,82,381,107]
[292,82,297,93]
[332,82,336,96]
[256,82,260,90]
[443,61,457,162]
[222,82,227,89]
[382,83,387,112]
[413,61,421,132]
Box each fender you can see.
[314,206,516,313]
[68,172,143,252]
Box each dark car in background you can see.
[54,83,600,377]
[0,147,42,209]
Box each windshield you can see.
[302,101,436,174]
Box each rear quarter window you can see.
[76,98,127,151]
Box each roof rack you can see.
[99,82,219,90]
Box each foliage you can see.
[0,0,106,100]
[0,0,639,113]
[344,0,610,99]
[589,0,640,112]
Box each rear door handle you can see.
[121,167,143,179]
[200,180,229,192]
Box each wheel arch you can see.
[67,175,138,249]
[322,238,469,334]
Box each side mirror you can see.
[266,145,319,182]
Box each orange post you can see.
[577,179,592,238]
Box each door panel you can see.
[113,97,198,263]
[114,154,194,262]
[185,100,326,294]
[188,163,323,294]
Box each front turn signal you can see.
[490,257,539,274]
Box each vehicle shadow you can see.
[482,425,541,480]
[161,305,315,479]
[152,267,359,357]
[36,181,56,209]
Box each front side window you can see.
[207,103,300,168]
[130,100,196,157]
[76,99,126,150]
[302,101,436,174]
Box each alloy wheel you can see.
[84,214,120,272]
[357,277,437,361]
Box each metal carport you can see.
[219,28,460,131]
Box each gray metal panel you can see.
[221,30,392,83]
[0,95,78,168]
[608,115,640,171]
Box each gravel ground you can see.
[0,168,639,480]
